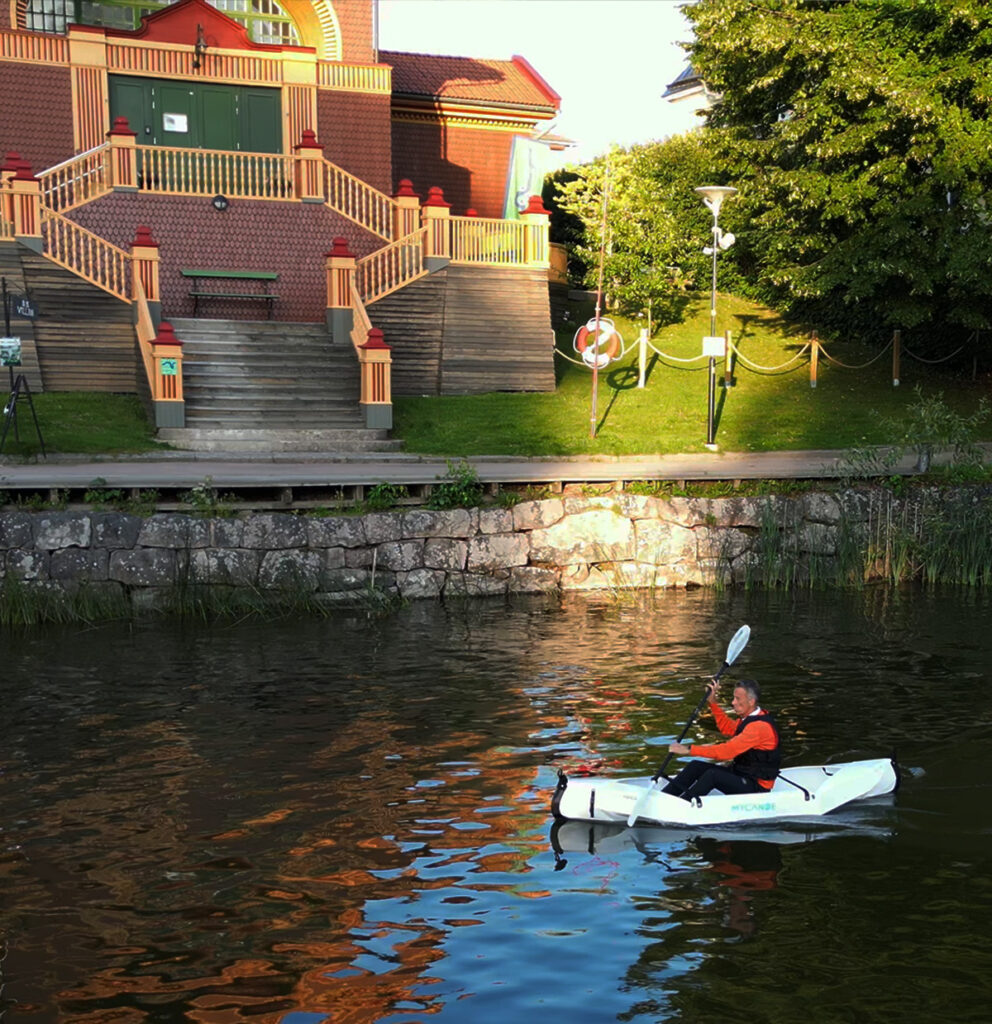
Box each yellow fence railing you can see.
[322,160,396,241]
[40,209,131,301]
[134,275,158,397]
[38,144,111,213]
[135,145,297,200]
[356,226,428,304]
[450,216,528,265]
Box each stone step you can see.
[157,427,404,453]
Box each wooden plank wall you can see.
[0,241,46,393]
[368,265,555,396]
[367,271,446,396]
[438,266,555,395]
[19,250,139,393]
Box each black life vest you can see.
[732,711,781,781]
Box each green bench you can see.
[181,268,279,319]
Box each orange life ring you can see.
[574,320,621,360]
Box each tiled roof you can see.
[381,50,559,111]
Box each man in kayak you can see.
[659,678,780,801]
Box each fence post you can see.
[1,152,24,233]
[325,236,356,339]
[359,327,392,429]
[393,179,421,238]
[810,331,819,388]
[422,186,451,270]
[10,161,42,252]
[724,329,734,388]
[293,129,324,203]
[107,117,138,191]
[520,194,550,268]
[638,327,647,388]
[892,329,901,387]
[131,224,161,327]
[151,320,185,427]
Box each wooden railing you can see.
[322,160,396,240]
[40,209,131,301]
[133,275,159,399]
[356,226,428,304]
[134,276,183,411]
[38,144,111,213]
[451,216,527,265]
[0,205,13,240]
[349,284,392,418]
[135,145,297,200]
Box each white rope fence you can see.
[553,323,979,388]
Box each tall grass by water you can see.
[732,487,992,590]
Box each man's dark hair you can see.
[737,678,761,703]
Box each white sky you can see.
[376,0,701,166]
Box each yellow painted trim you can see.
[392,109,537,134]
[284,0,341,61]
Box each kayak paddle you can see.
[626,623,751,827]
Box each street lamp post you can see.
[695,185,737,450]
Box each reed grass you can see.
[730,487,992,591]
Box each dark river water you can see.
[2,587,991,1024]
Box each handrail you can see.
[350,283,374,354]
[450,215,529,266]
[136,145,297,200]
[38,143,111,213]
[40,209,131,301]
[322,158,396,240]
[355,225,428,304]
[133,275,158,397]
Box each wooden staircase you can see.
[14,245,139,392]
[369,265,555,395]
[160,318,402,452]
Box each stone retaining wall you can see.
[0,488,974,604]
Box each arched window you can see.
[25,0,301,46]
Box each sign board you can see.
[702,335,726,358]
[13,295,37,319]
[163,112,189,133]
[160,358,178,376]
[0,337,22,367]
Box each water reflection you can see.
[1,588,991,1022]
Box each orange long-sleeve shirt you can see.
[687,702,779,790]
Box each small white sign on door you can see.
[162,113,189,133]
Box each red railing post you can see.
[107,116,138,191]
[359,327,392,429]
[325,236,356,338]
[422,186,451,268]
[294,128,325,203]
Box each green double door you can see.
[109,75,281,153]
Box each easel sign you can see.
[0,336,46,457]
[1,336,22,368]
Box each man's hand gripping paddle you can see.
[626,624,751,827]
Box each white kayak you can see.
[551,757,900,828]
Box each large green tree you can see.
[686,0,992,345]
[551,133,742,325]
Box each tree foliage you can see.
[550,133,745,325]
[685,0,992,345]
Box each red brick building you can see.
[0,0,560,437]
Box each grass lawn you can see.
[393,293,992,456]
[0,393,162,457]
[1,296,988,459]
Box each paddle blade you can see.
[725,624,750,667]
[627,783,655,828]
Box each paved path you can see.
[0,446,960,490]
